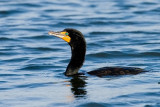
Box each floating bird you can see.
[48,28,147,77]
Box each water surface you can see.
[0,0,160,107]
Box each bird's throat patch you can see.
[62,35,71,43]
[60,32,71,43]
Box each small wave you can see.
[0,37,17,41]
[14,3,42,8]
[0,9,25,17]
[2,57,29,63]
[89,31,115,35]
[90,31,160,35]
[0,88,12,91]
[0,52,19,56]
[87,51,127,58]
[87,51,160,59]
[45,9,65,12]
[77,102,111,107]
[151,7,160,12]
[14,82,53,89]
[20,64,54,71]
[139,52,160,57]
[57,22,88,27]
[87,52,109,58]
[0,81,7,84]
[89,21,140,26]
[22,46,60,52]
[20,35,50,40]
[0,74,21,77]
[31,47,57,51]
[141,1,157,5]
[113,91,160,101]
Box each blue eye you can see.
[65,33,69,35]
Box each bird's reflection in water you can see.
[69,75,87,99]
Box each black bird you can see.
[48,28,147,77]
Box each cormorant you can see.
[48,28,147,77]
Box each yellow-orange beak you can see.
[48,31,71,43]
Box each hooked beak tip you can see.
[48,31,55,35]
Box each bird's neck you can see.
[65,41,86,76]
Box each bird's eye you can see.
[65,32,69,35]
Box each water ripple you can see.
[14,82,53,89]
[20,64,54,71]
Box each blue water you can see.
[0,0,160,107]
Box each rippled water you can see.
[0,0,160,107]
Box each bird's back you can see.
[88,67,147,77]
